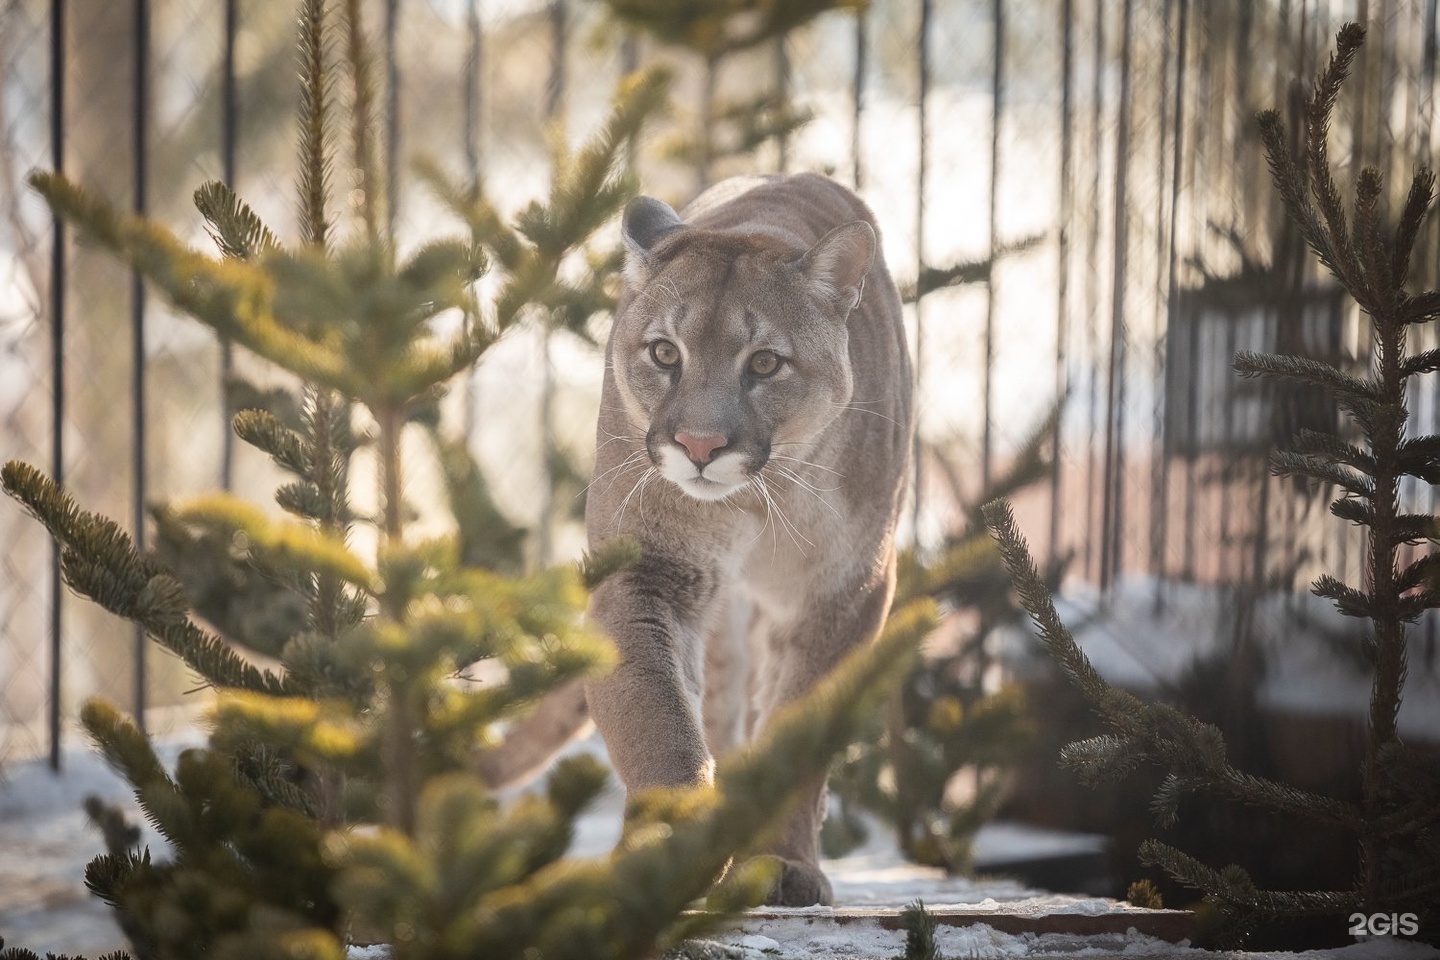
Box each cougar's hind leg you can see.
[751,562,896,907]
[475,678,591,789]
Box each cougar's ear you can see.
[796,220,875,315]
[622,195,684,285]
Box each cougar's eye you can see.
[649,339,681,369]
[748,350,781,377]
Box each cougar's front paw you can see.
[760,856,834,907]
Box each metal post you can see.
[464,0,483,442]
[48,0,67,771]
[1156,0,1189,596]
[911,0,932,544]
[132,0,150,732]
[537,0,566,567]
[1099,0,1134,594]
[775,35,790,172]
[1082,0,1104,583]
[385,0,400,235]
[852,7,867,189]
[220,0,238,490]
[981,0,1003,489]
[1048,0,1073,574]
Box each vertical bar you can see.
[546,0,565,121]
[852,6,867,189]
[385,0,400,235]
[220,0,238,490]
[464,0,483,442]
[911,0,932,543]
[775,35,790,172]
[537,0,566,567]
[48,0,67,771]
[133,0,150,732]
[1149,0,1177,605]
[1048,0,1074,572]
[1158,0,1190,593]
[464,0,483,188]
[1082,0,1104,583]
[981,0,1003,489]
[1099,0,1134,593]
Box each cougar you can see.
[483,173,913,907]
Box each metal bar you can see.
[220,0,237,491]
[1149,0,1177,604]
[464,0,483,442]
[1157,0,1189,592]
[132,0,151,732]
[911,0,932,544]
[981,0,1003,489]
[48,0,66,771]
[775,35,790,172]
[546,0,565,122]
[537,0,566,567]
[464,0,482,188]
[1098,0,1134,594]
[1082,0,1104,583]
[1048,0,1074,573]
[385,0,400,235]
[852,6,866,189]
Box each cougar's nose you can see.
[674,431,728,465]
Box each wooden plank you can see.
[737,904,1196,943]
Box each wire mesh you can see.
[4,0,1440,765]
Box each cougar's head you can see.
[611,195,874,502]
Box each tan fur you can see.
[585,173,914,906]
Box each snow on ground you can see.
[3,734,1438,960]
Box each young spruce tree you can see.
[826,415,1054,872]
[982,24,1439,946]
[0,3,936,958]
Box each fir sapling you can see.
[2,2,937,957]
[982,22,1440,946]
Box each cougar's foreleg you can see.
[586,550,720,792]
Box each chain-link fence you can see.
[4,0,1440,767]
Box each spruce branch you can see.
[172,494,376,593]
[2,461,292,695]
[1304,23,1369,304]
[28,171,353,392]
[1256,110,1343,285]
[1139,840,1360,917]
[982,499,1147,727]
[297,0,335,249]
[194,180,282,261]
[1312,574,1374,619]
[1232,350,1379,401]
[1391,167,1435,289]
[1400,347,1440,378]
[984,497,1363,828]
[341,0,383,240]
[1268,450,1373,496]
[233,408,312,477]
[1288,429,1374,475]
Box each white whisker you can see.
[616,467,658,530]
[828,401,900,428]
[753,474,812,555]
[769,454,846,479]
[581,450,649,499]
[770,464,844,521]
